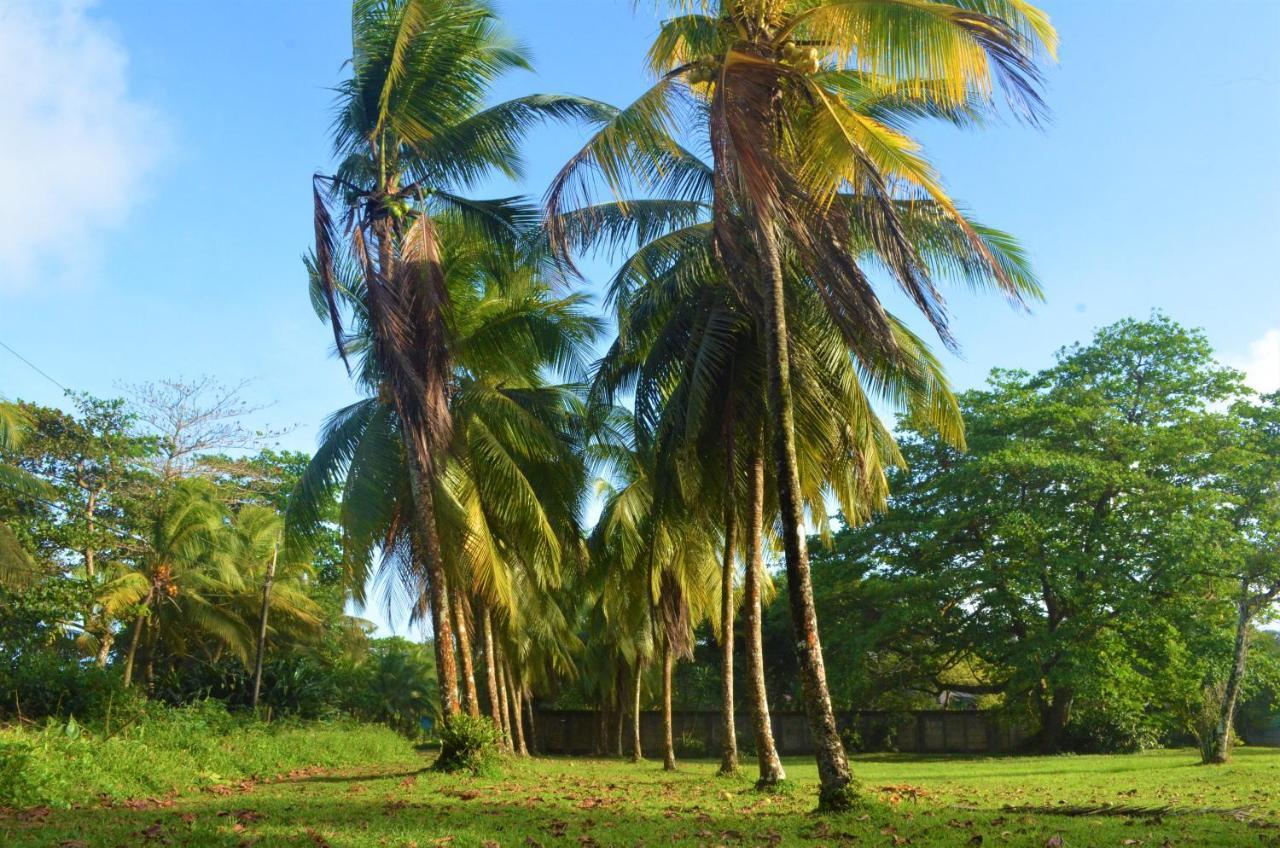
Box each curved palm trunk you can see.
[406,461,460,718]
[630,659,645,762]
[719,435,739,775]
[251,543,278,710]
[757,222,853,809]
[121,593,152,689]
[95,632,115,669]
[482,608,502,729]
[744,443,785,785]
[663,641,677,771]
[451,586,480,717]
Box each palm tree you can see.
[587,407,721,770]
[309,0,603,717]
[229,505,323,709]
[112,480,238,687]
[550,0,1054,807]
[292,216,597,728]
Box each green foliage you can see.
[433,713,503,776]
[0,650,128,723]
[343,638,440,737]
[778,316,1263,753]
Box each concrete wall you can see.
[533,709,1029,756]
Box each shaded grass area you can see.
[3,745,1277,847]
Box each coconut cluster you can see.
[385,197,410,219]
[780,41,822,75]
[687,56,719,86]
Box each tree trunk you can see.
[719,434,739,775]
[451,586,480,717]
[121,593,152,688]
[504,655,524,758]
[756,220,853,809]
[524,691,538,755]
[250,543,278,710]
[495,645,512,750]
[744,443,786,785]
[144,619,159,693]
[663,641,677,771]
[596,701,608,755]
[405,459,460,718]
[1209,595,1252,764]
[95,631,115,669]
[1039,685,1074,752]
[614,669,625,757]
[630,659,644,762]
[482,608,502,728]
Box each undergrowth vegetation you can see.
[0,701,413,808]
[432,714,504,776]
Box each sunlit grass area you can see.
[5,744,1276,847]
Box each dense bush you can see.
[0,701,412,808]
[153,655,343,718]
[0,649,130,724]
[433,714,503,776]
[1063,701,1161,754]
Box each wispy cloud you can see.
[1226,329,1280,394]
[0,0,167,293]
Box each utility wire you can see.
[0,338,70,393]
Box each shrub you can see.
[1063,702,1161,754]
[1,650,126,723]
[674,730,706,758]
[433,714,503,776]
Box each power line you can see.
[0,338,69,393]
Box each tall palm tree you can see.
[550,0,1054,807]
[292,217,597,726]
[310,0,603,717]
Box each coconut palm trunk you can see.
[756,221,852,808]
[662,640,677,770]
[524,691,538,755]
[744,442,785,785]
[250,542,279,710]
[451,586,480,716]
[511,678,528,755]
[406,461,461,718]
[630,659,645,762]
[615,668,626,757]
[495,645,512,749]
[482,608,502,728]
[505,657,527,755]
[121,591,153,688]
[718,433,739,775]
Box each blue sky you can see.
[2,0,1278,632]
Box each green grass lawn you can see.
[3,745,1277,847]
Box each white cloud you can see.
[0,0,166,293]
[1227,329,1280,394]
